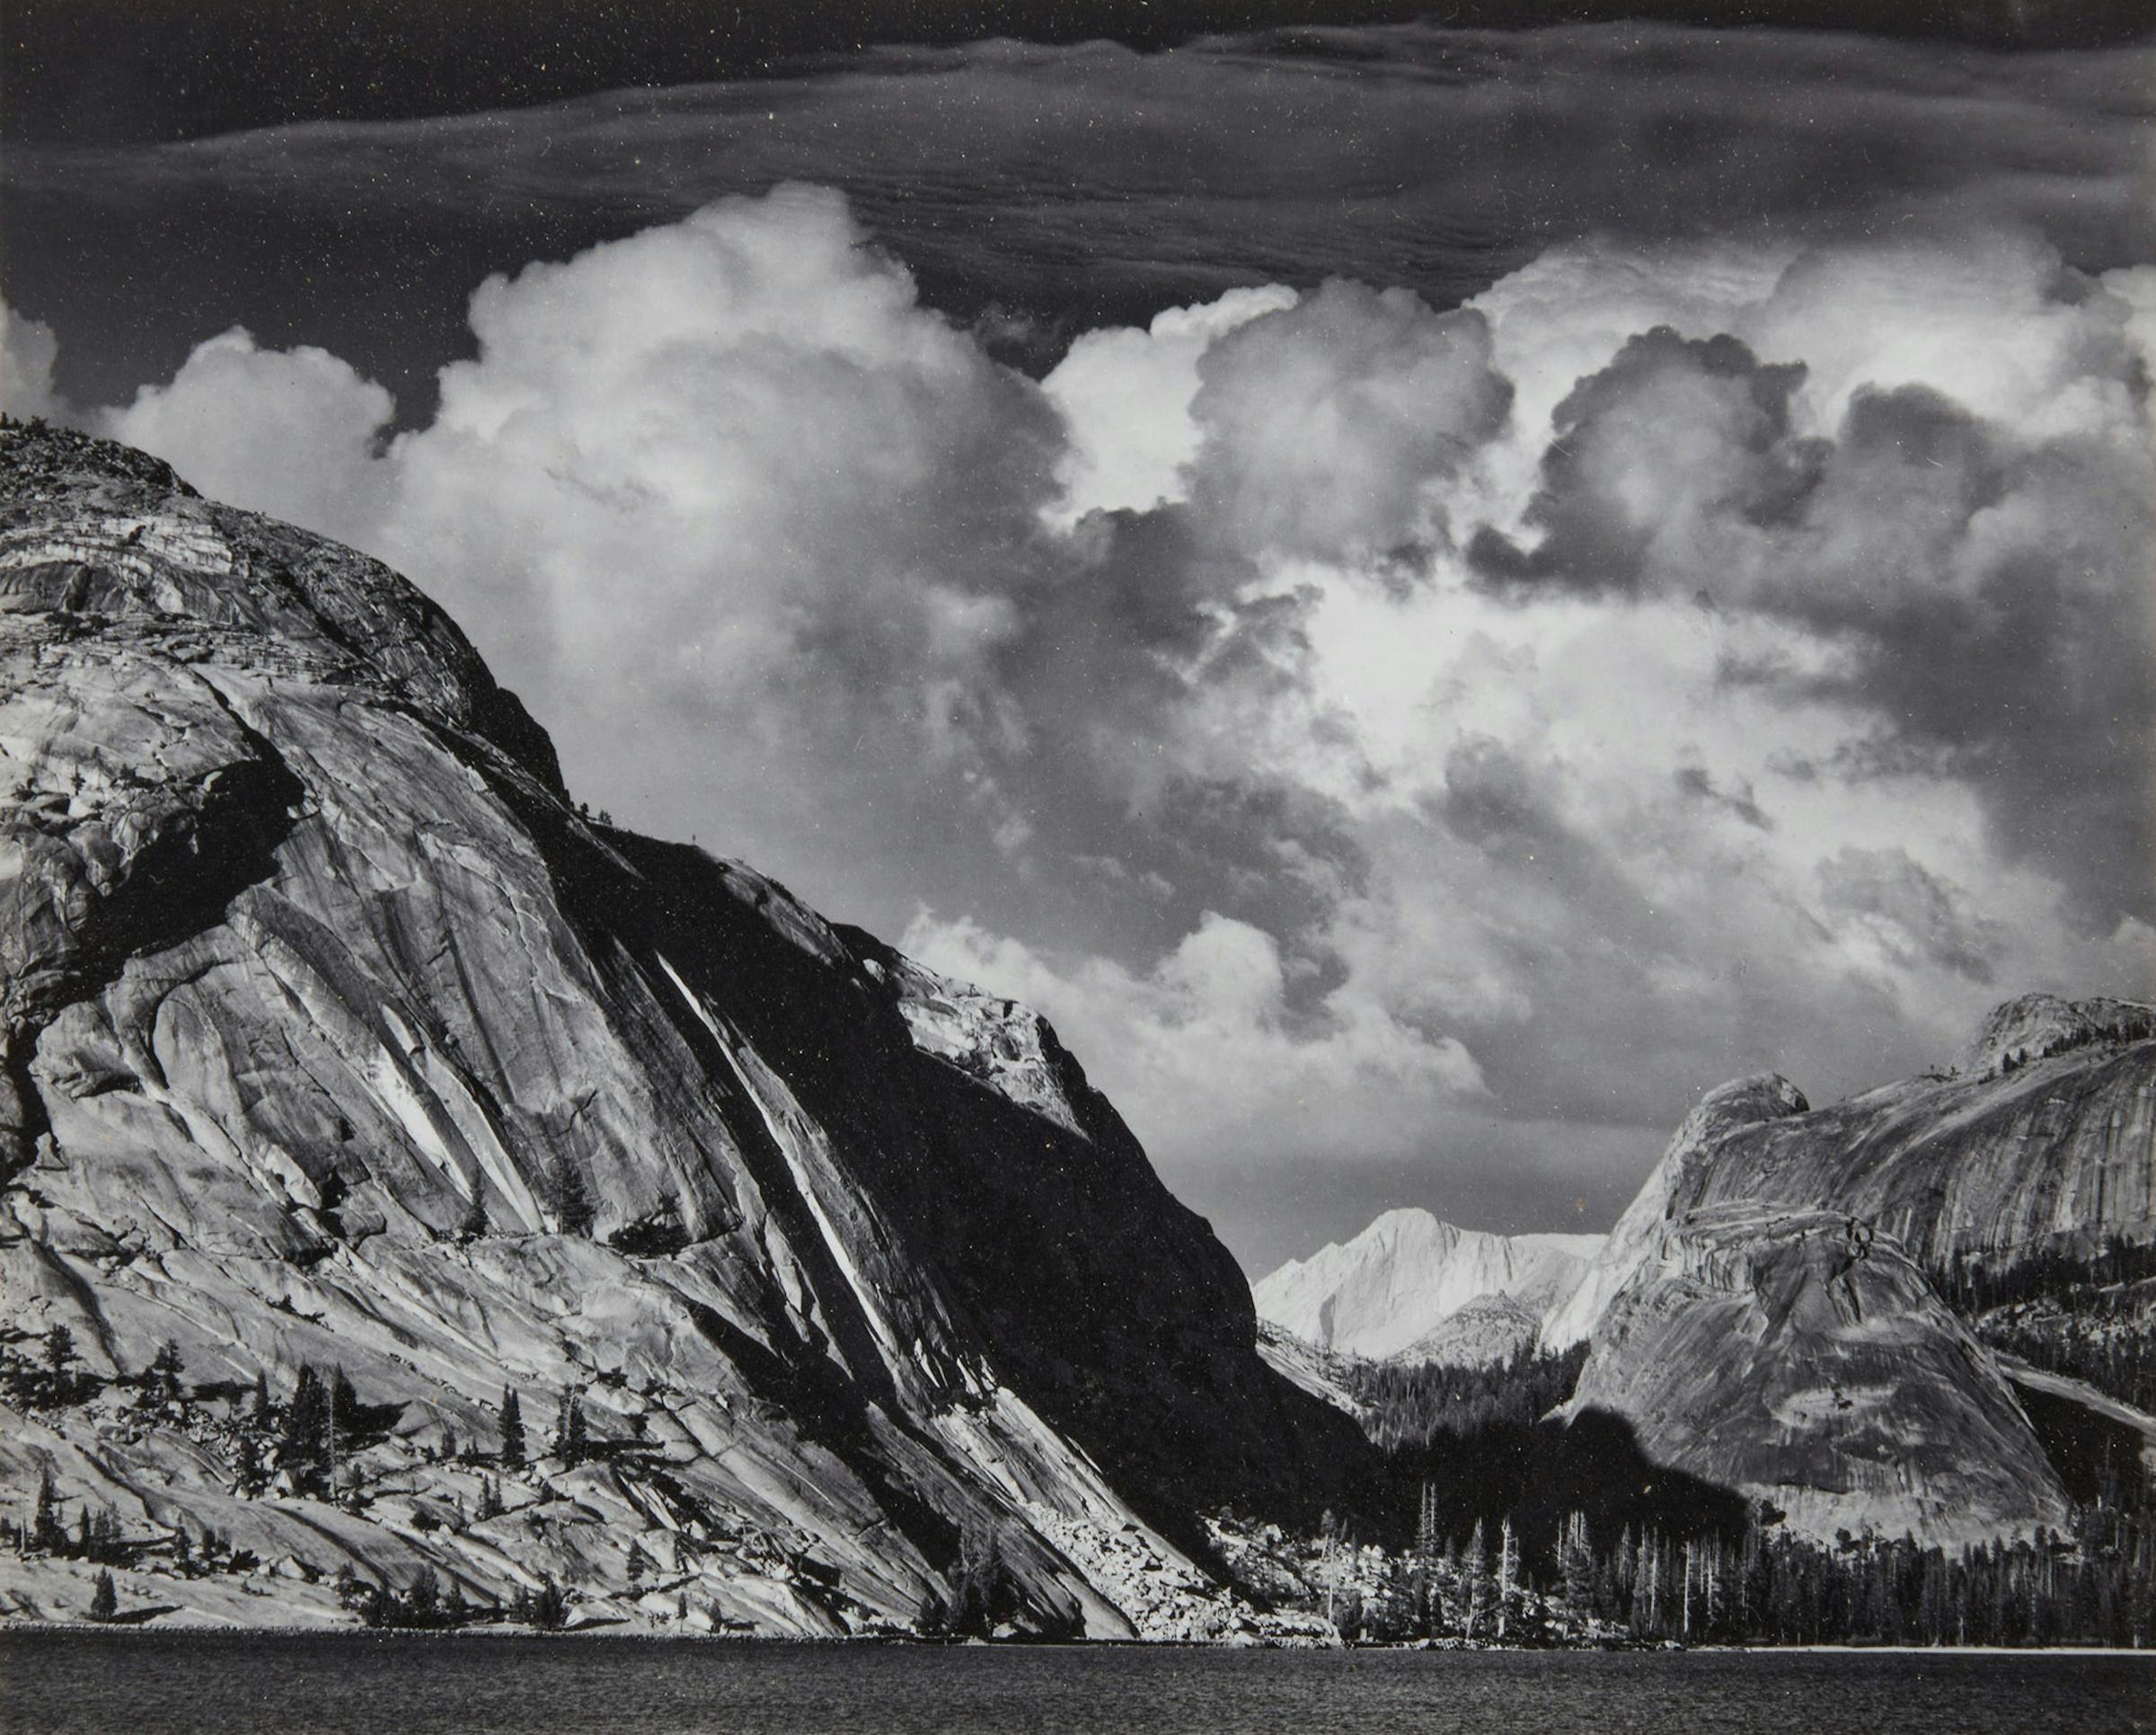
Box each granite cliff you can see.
[0,423,1369,1633]
[1548,1001,2156,1353]
[1548,1005,2155,1545]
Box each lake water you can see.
[2,1633,2150,1735]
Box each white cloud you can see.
[1042,283,1296,524]
[58,190,2153,1255]
[99,328,394,539]
[381,182,1059,710]
[1741,232,2151,442]
[1182,281,1511,565]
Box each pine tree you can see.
[32,1468,61,1554]
[499,1388,526,1465]
[45,1324,75,1400]
[1497,1517,1520,1639]
[89,1568,117,1622]
[1315,1508,1346,1634]
[1461,1518,1490,1641]
[149,1341,185,1403]
[545,1158,595,1236]
[234,1430,261,1492]
[531,1576,568,1630]
[552,1393,588,1466]
[1560,1511,1595,1616]
[456,1191,489,1243]
[285,1364,328,1483]
[1632,1530,1661,1637]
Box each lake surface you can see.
[2,1633,2151,1735]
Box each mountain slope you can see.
[1251,1208,1602,1362]
[1548,1004,2156,1353]
[1562,1198,2072,1547]
[1549,1010,2156,1546]
[0,422,1368,1633]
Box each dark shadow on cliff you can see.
[2010,1377,2150,1510]
[1365,1404,1754,1572]
[452,774,1376,1562]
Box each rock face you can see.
[1542,1074,1814,1353]
[1252,1321,1372,1427]
[1549,1009,2156,1545]
[1955,994,2156,1083]
[0,425,1367,1633]
[1250,1208,1603,1362]
[1394,1292,1544,1370]
[1550,1005,2156,1357]
[1563,1202,2072,1548]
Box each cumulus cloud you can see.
[1044,283,1296,522]
[1181,281,1511,566]
[100,328,395,538]
[1468,241,2156,929]
[37,181,2155,1268]
[1470,326,1817,598]
[384,184,1062,706]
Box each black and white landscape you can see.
[1,0,2153,1675]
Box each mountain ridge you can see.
[1251,1208,1603,1363]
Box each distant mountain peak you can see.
[1251,1209,1603,1363]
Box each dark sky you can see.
[8,0,2151,143]
[4,16,2151,1275]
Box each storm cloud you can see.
[7,22,2153,411]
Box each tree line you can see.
[5,1329,614,1625]
[1934,1236,2156,1318]
[1304,1494,2156,1648]
[1931,1238,2156,1412]
[1344,1343,1588,1454]
[1308,1328,2156,1647]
